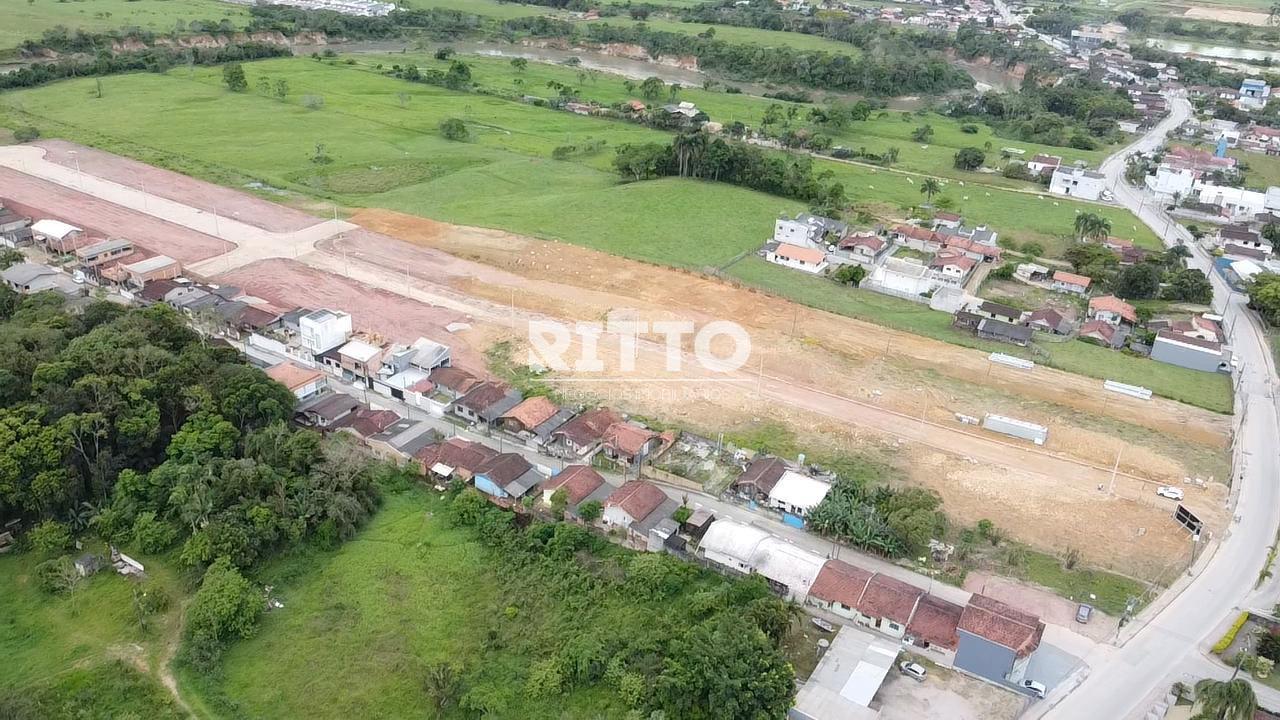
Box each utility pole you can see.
[1108,445,1124,495]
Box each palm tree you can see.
[1192,677,1257,720]
[920,178,942,204]
[1073,212,1111,243]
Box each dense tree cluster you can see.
[577,22,973,96]
[806,463,946,557]
[946,75,1134,146]
[681,0,1042,67]
[1248,273,1280,326]
[445,488,797,718]
[614,133,848,214]
[0,43,290,91]
[1063,242,1206,301]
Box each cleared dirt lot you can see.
[35,140,319,233]
[0,167,226,265]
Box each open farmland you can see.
[380,52,1123,197]
[0,0,249,52]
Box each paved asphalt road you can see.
[1041,96,1280,719]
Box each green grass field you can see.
[183,487,762,719]
[0,539,188,718]
[726,257,1233,411]
[0,0,249,51]
[1231,149,1280,190]
[388,52,1116,193]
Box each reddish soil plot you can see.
[0,167,226,265]
[215,258,488,372]
[36,140,319,233]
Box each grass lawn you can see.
[727,257,1233,411]
[0,540,186,690]
[1018,548,1148,616]
[184,487,764,719]
[0,59,797,269]
[0,539,188,718]
[1231,149,1280,190]
[0,0,249,51]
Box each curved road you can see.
[1044,97,1280,718]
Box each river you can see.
[1145,37,1275,64]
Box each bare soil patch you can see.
[0,167,226,264]
[1184,6,1270,25]
[36,140,320,233]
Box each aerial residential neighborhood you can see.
[2,0,1280,718]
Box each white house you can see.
[1051,270,1091,295]
[870,257,933,295]
[766,470,831,517]
[765,242,829,274]
[698,520,826,601]
[298,309,353,356]
[929,252,976,285]
[1145,165,1195,198]
[1239,78,1272,110]
[1049,167,1107,201]
[1026,154,1062,177]
[1196,184,1275,220]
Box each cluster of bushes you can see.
[614,132,848,215]
[1064,241,1211,303]
[440,487,797,717]
[806,459,946,557]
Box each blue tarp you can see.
[782,513,805,529]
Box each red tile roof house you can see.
[335,407,401,439]
[540,464,606,515]
[1078,319,1119,348]
[549,407,623,459]
[907,595,964,656]
[600,422,661,467]
[427,366,480,400]
[854,572,926,640]
[731,456,788,503]
[1088,294,1138,327]
[953,593,1045,687]
[601,480,677,549]
[416,437,498,483]
[1050,270,1092,295]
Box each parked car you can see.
[1076,603,1093,624]
[1157,486,1185,501]
[1022,679,1047,698]
[899,661,927,681]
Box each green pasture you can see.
[0,0,249,51]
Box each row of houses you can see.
[696,519,1045,691]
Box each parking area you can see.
[1025,641,1085,695]
[878,662,1025,720]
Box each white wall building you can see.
[766,470,831,517]
[1049,167,1107,201]
[699,520,826,601]
[870,257,934,295]
[298,309,353,356]
[765,243,829,274]
[1197,184,1278,220]
[1145,165,1195,198]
